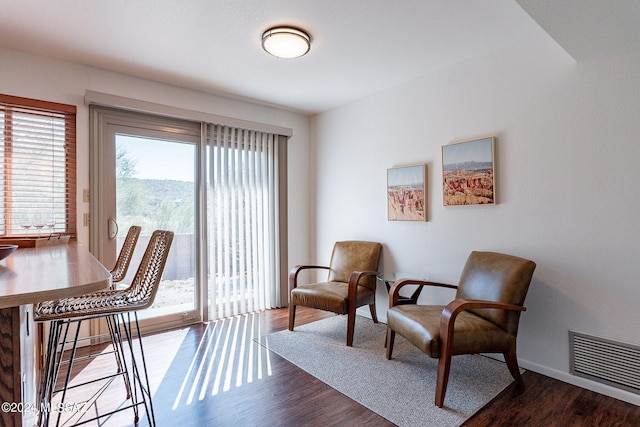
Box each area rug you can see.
[261,315,518,427]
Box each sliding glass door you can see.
[90,105,289,331]
[91,108,202,331]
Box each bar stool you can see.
[36,225,141,421]
[35,230,174,427]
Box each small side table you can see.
[377,272,430,305]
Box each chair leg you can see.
[504,345,525,387]
[346,305,356,347]
[369,303,378,323]
[131,312,156,426]
[38,320,64,427]
[435,346,454,407]
[288,303,296,331]
[119,311,157,426]
[53,319,83,426]
[385,328,395,358]
[106,314,132,399]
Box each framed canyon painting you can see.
[387,163,426,221]
[442,136,495,206]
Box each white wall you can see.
[311,31,640,404]
[0,46,312,272]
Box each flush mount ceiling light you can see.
[261,26,311,59]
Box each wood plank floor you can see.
[51,307,640,426]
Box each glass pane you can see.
[115,134,196,317]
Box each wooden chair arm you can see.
[346,270,379,303]
[388,279,457,307]
[288,264,330,289]
[439,298,527,356]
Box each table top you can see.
[0,241,111,308]
[376,272,430,284]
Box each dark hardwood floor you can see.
[52,307,640,426]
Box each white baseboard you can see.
[519,358,640,406]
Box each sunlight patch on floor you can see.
[47,324,188,426]
[172,312,272,409]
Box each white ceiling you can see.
[516,0,640,61]
[0,1,638,114]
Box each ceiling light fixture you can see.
[261,26,311,59]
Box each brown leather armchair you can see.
[289,241,383,346]
[386,251,536,407]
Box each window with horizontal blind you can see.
[0,94,77,238]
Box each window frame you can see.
[0,94,77,238]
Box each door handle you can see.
[108,218,119,240]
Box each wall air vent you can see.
[569,330,640,394]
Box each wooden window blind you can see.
[0,94,77,238]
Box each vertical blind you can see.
[207,124,280,319]
[0,94,77,237]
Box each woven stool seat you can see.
[35,289,140,320]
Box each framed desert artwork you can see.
[442,136,495,206]
[387,163,426,221]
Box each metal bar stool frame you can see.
[41,313,136,426]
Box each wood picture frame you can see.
[387,163,426,221]
[442,136,495,206]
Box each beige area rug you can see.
[262,315,518,427]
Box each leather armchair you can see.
[386,251,536,407]
[289,241,383,346]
